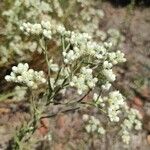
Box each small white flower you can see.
[102,82,111,90]
[91,124,97,132]
[41,21,51,30]
[70,67,97,94]
[103,69,116,82]
[122,131,130,144]
[49,59,59,72]
[85,125,91,133]
[82,114,89,122]
[134,120,142,130]
[83,115,105,135]
[98,127,105,135]
[103,61,112,69]
[57,25,66,34]
[77,89,83,95]
[43,29,52,39]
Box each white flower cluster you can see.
[73,0,104,39]
[102,69,116,82]
[22,0,52,14]
[61,30,107,64]
[82,16,123,49]
[20,23,42,35]
[9,36,42,56]
[20,21,66,43]
[13,86,27,101]
[108,51,126,65]
[102,50,126,82]
[107,91,125,122]
[20,21,52,39]
[93,93,105,107]
[53,0,64,17]
[5,63,46,89]
[49,59,59,72]
[77,0,88,7]
[66,31,91,45]
[60,29,126,77]
[82,114,105,135]
[103,60,113,69]
[121,130,130,144]
[62,31,91,64]
[70,67,98,95]
[54,29,126,96]
[96,30,107,41]
[107,28,125,48]
[121,108,142,144]
[101,81,111,91]
[62,47,80,64]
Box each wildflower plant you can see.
[4,19,143,149]
[1,0,143,149]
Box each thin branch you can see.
[39,38,53,101]
[44,39,53,93]
[76,89,92,103]
[40,106,80,119]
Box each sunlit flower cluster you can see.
[13,86,27,101]
[121,108,142,144]
[93,93,105,108]
[82,114,105,135]
[107,91,125,122]
[5,63,46,89]
[9,36,42,55]
[70,67,98,95]
[20,21,52,39]
[49,59,59,72]
[102,69,116,82]
[108,51,126,65]
[73,0,104,39]
[101,81,111,90]
[92,91,126,122]
[62,31,92,64]
[53,0,64,17]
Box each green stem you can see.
[39,38,53,102]
[0,92,16,101]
